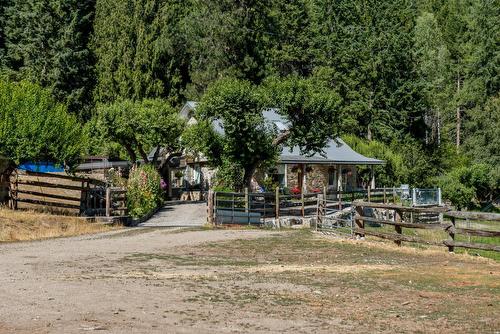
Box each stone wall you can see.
[286,165,299,189]
[286,164,330,192]
[306,165,329,191]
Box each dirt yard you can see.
[0,228,498,333]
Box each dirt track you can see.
[0,228,274,334]
[1,228,499,333]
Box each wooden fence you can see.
[208,187,373,225]
[354,201,500,253]
[8,170,127,217]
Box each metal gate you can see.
[316,196,354,235]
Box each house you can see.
[167,102,384,197]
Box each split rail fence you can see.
[207,188,499,254]
[353,201,500,253]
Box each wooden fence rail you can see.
[8,170,126,218]
[210,187,373,225]
[353,201,500,253]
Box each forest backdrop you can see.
[0,0,498,209]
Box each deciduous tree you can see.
[96,99,185,164]
[0,80,83,167]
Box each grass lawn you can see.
[0,207,118,242]
[363,219,500,261]
[123,229,499,333]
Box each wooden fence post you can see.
[275,187,280,228]
[316,193,321,231]
[338,190,342,210]
[9,173,18,210]
[244,187,249,213]
[447,217,456,252]
[392,187,396,204]
[244,187,249,224]
[105,187,111,217]
[301,191,305,217]
[355,205,364,238]
[383,188,387,204]
[367,187,371,202]
[394,209,402,246]
[207,190,214,225]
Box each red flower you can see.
[291,187,301,194]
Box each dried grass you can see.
[0,207,118,242]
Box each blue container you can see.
[18,162,64,173]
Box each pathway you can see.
[137,201,207,227]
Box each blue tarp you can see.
[18,162,64,173]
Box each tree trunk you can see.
[243,165,257,190]
[367,123,372,141]
[437,109,441,146]
[137,144,149,163]
[122,143,137,163]
[273,130,291,146]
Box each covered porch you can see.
[269,138,384,193]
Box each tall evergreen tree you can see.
[418,0,499,151]
[414,11,452,146]
[92,0,190,105]
[3,0,95,119]
[0,0,9,62]
[310,0,424,143]
[184,0,271,98]
[265,0,314,77]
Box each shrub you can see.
[261,176,279,192]
[436,163,497,210]
[126,164,163,218]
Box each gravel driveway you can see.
[0,228,273,334]
[137,201,207,227]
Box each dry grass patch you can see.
[0,207,118,242]
[145,230,499,333]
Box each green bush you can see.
[0,80,83,167]
[436,163,497,210]
[127,164,163,218]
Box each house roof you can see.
[76,160,131,171]
[180,102,385,166]
[280,138,384,165]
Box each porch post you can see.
[284,164,288,187]
[370,165,375,189]
[302,164,307,192]
[337,165,342,192]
